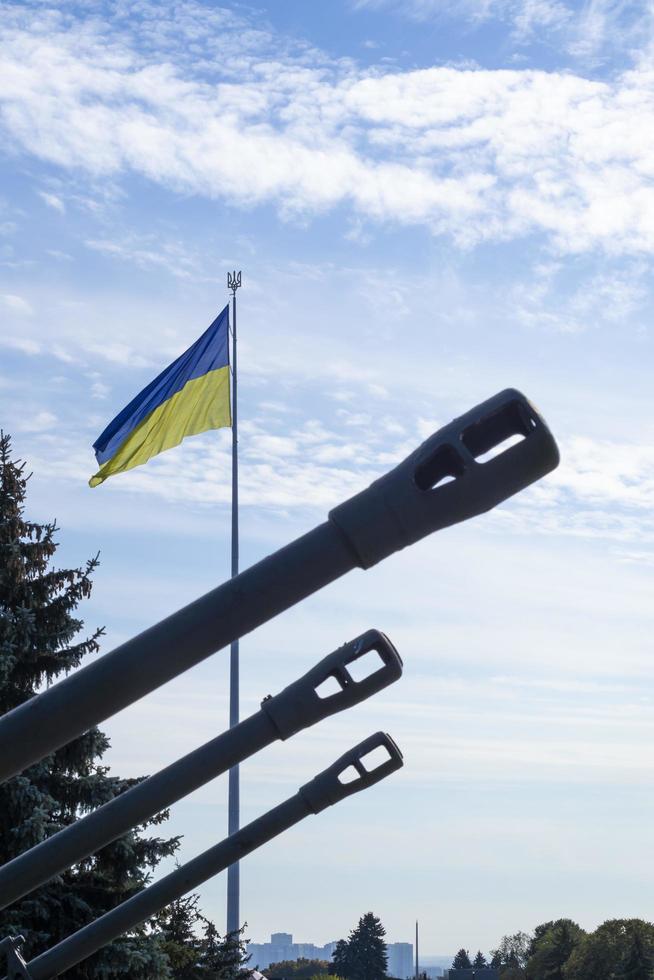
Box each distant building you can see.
[387,942,414,979]
[246,934,414,977]
[247,933,340,971]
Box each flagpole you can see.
[226,269,242,937]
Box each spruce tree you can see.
[347,913,388,980]
[452,949,472,969]
[333,938,353,979]
[149,894,251,980]
[473,951,487,967]
[0,432,179,978]
[199,921,251,980]
[155,895,204,979]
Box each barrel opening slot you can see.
[338,765,361,785]
[360,744,392,772]
[461,399,536,464]
[346,649,384,684]
[315,675,344,699]
[414,445,465,492]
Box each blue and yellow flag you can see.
[89,306,231,487]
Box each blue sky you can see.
[2,0,654,962]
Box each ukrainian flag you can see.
[89,306,231,488]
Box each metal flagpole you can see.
[226,269,242,937]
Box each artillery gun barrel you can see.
[0,389,559,783]
[10,733,403,980]
[0,631,401,911]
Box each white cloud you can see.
[355,0,572,33]
[511,259,648,333]
[568,0,650,63]
[86,342,154,368]
[15,379,654,552]
[3,2,654,251]
[353,0,647,59]
[88,373,110,399]
[85,236,207,280]
[1,292,33,316]
[38,189,65,213]
[552,434,654,510]
[17,410,57,432]
[0,335,40,357]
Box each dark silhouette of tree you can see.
[452,949,472,968]
[0,432,179,978]
[473,951,488,967]
[333,939,353,979]
[348,913,388,980]
[332,913,388,980]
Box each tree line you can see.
[452,917,654,978]
[0,433,252,979]
[326,914,654,980]
[272,914,654,980]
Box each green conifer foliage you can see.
[199,921,251,980]
[353,912,388,980]
[332,937,353,979]
[155,895,204,979]
[335,913,388,980]
[452,949,472,969]
[0,432,179,978]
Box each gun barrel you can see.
[0,521,349,785]
[0,631,402,911]
[22,733,403,980]
[0,389,558,784]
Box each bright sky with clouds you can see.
[1,0,654,963]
